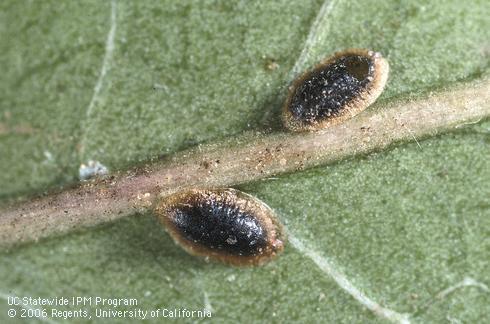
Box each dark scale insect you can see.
[155,188,285,266]
[283,48,389,132]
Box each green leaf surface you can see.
[0,0,488,323]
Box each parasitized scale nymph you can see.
[283,48,389,132]
[155,188,285,266]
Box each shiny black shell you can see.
[283,48,389,132]
[155,188,285,266]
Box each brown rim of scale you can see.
[283,48,389,132]
[154,188,285,266]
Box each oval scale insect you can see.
[283,48,389,132]
[155,188,285,266]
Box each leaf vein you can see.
[78,0,118,158]
[289,234,411,324]
[288,0,338,80]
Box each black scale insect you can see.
[283,48,389,132]
[155,188,284,266]
[155,49,389,266]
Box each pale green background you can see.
[0,0,489,323]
